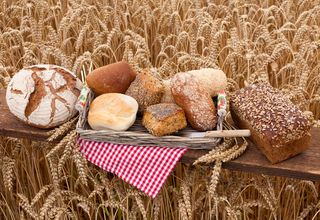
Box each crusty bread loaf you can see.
[161,79,175,103]
[230,84,312,164]
[88,93,138,131]
[126,69,164,112]
[6,64,82,128]
[171,72,217,131]
[188,68,227,96]
[86,61,136,95]
[142,103,187,136]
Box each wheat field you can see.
[0,0,320,219]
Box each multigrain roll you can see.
[142,103,187,136]
[86,61,136,95]
[171,72,217,131]
[230,84,312,164]
[188,68,227,96]
[126,69,164,112]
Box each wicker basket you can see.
[76,89,224,150]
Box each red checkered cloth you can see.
[77,138,187,198]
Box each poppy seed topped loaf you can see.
[142,103,187,136]
[230,84,311,164]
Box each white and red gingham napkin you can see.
[77,138,187,198]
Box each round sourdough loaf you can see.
[86,61,136,95]
[6,64,82,128]
[88,93,138,131]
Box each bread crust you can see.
[142,103,187,136]
[88,93,138,131]
[230,84,312,164]
[231,108,311,163]
[86,61,136,95]
[6,64,82,129]
[126,69,164,112]
[171,72,217,131]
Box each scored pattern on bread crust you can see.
[6,64,82,128]
[230,84,311,146]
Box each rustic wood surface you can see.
[0,90,52,141]
[0,90,319,181]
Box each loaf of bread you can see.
[161,79,175,103]
[86,61,136,95]
[88,93,138,131]
[171,72,217,131]
[126,69,164,112]
[142,103,187,136]
[230,84,312,164]
[188,68,227,96]
[6,64,82,128]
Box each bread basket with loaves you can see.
[76,63,249,150]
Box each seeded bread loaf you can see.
[171,72,217,131]
[126,69,164,112]
[142,103,187,136]
[230,84,311,164]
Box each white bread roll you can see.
[188,68,227,96]
[88,93,138,131]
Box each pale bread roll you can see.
[6,64,82,128]
[188,68,227,96]
[88,93,138,131]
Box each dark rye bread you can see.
[142,103,187,136]
[230,84,311,164]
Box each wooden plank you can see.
[0,90,52,141]
[182,128,320,181]
[0,90,319,181]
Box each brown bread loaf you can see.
[230,84,312,164]
[126,69,164,112]
[86,61,136,95]
[171,72,217,131]
[142,103,187,136]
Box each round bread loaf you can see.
[188,68,227,96]
[86,61,136,95]
[88,93,138,131]
[171,72,217,131]
[6,64,82,128]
